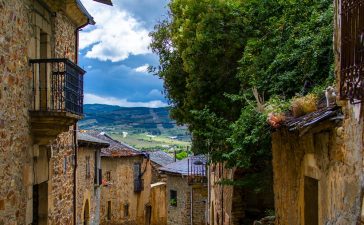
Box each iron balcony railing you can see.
[29,58,85,116]
[187,156,207,185]
[339,0,364,104]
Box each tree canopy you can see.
[150,0,334,178]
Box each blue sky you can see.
[79,0,169,107]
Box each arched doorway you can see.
[83,200,90,225]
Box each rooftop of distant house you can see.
[77,132,110,148]
[159,155,207,176]
[82,131,146,158]
[149,150,175,166]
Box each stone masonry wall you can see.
[209,163,234,225]
[100,156,152,225]
[166,175,190,225]
[165,175,207,225]
[191,185,208,225]
[49,130,75,224]
[0,0,35,224]
[54,11,76,61]
[151,182,167,225]
[272,117,363,225]
[0,0,82,224]
[76,146,98,225]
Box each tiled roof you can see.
[149,151,175,166]
[283,106,342,131]
[84,131,145,158]
[77,132,110,147]
[159,155,207,175]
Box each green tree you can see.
[150,0,334,182]
[150,0,247,158]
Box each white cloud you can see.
[147,89,163,98]
[84,93,168,108]
[134,64,149,73]
[80,1,151,62]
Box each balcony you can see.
[29,58,85,144]
[339,1,364,104]
[187,156,207,185]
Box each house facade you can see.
[0,0,116,224]
[76,132,110,225]
[149,150,175,183]
[86,131,152,225]
[270,1,364,224]
[0,0,100,224]
[160,155,208,225]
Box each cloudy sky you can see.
[79,0,169,107]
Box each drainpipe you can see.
[73,19,90,225]
[73,124,78,225]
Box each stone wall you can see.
[48,130,75,224]
[76,146,100,225]
[166,174,207,225]
[190,185,208,225]
[54,11,76,61]
[0,0,84,224]
[100,156,152,225]
[272,116,363,225]
[209,164,234,225]
[0,1,38,224]
[150,182,167,225]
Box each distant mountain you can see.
[79,104,189,138]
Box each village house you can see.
[0,0,113,224]
[269,1,364,225]
[76,132,110,225]
[149,150,175,183]
[148,150,174,225]
[159,155,208,225]
[86,131,152,225]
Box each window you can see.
[106,171,111,181]
[170,190,177,207]
[85,156,90,179]
[134,163,143,192]
[107,201,111,220]
[124,203,129,217]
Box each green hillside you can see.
[78,104,191,151]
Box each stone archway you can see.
[83,200,90,225]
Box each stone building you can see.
[208,164,273,225]
[149,150,175,183]
[0,0,112,224]
[270,1,364,225]
[86,131,152,225]
[77,132,110,225]
[150,182,167,225]
[160,155,208,225]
